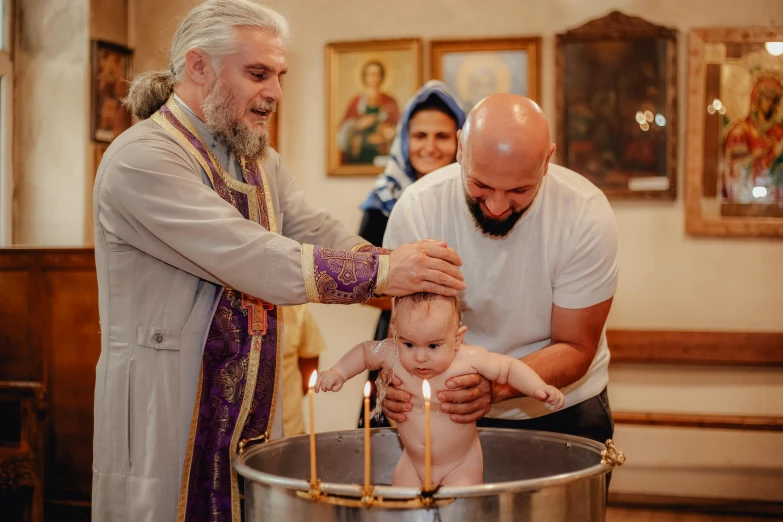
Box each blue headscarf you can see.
[359,80,466,216]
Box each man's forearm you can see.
[493,342,594,402]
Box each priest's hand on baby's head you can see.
[386,240,465,298]
[533,384,565,411]
[315,370,345,393]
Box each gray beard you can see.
[202,80,271,163]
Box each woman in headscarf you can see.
[357,80,466,428]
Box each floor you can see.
[606,508,782,521]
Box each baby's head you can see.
[391,292,468,379]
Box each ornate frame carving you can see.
[556,11,678,199]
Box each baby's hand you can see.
[533,385,565,411]
[315,370,345,392]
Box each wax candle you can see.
[308,370,318,487]
[363,381,371,488]
[422,379,431,491]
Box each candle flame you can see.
[309,370,318,389]
[364,381,371,397]
[422,379,430,400]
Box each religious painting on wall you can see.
[325,38,422,176]
[556,11,677,199]
[91,40,133,143]
[429,37,541,113]
[685,27,783,237]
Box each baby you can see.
[315,292,565,488]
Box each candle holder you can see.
[418,484,440,507]
[307,479,322,500]
[360,484,375,507]
[295,487,454,509]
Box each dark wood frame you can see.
[90,40,133,144]
[685,27,783,237]
[429,36,541,106]
[556,11,678,200]
[325,38,422,177]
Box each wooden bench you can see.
[0,381,45,522]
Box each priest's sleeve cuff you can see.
[352,243,392,256]
[374,254,389,296]
[301,244,385,304]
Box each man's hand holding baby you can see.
[384,376,565,421]
[382,376,413,421]
[382,374,493,423]
[315,370,346,392]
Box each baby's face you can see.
[394,299,466,379]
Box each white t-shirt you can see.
[384,162,620,420]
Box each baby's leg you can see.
[392,449,422,487]
[440,437,483,487]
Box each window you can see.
[0,0,12,245]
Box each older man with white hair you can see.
[91,1,465,520]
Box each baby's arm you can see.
[465,345,565,410]
[316,339,391,392]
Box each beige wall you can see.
[126,0,783,501]
[13,0,128,246]
[91,0,128,44]
[14,0,90,245]
[85,0,129,244]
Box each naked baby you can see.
[315,292,565,488]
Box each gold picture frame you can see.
[556,11,678,200]
[430,37,541,112]
[325,38,422,177]
[685,27,783,237]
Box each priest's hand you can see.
[385,240,465,297]
[437,374,492,423]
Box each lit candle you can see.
[308,370,318,487]
[422,379,432,491]
[363,381,371,488]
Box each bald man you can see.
[381,93,620,447]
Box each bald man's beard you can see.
[463,189,528,238]
[202,79,274,163]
